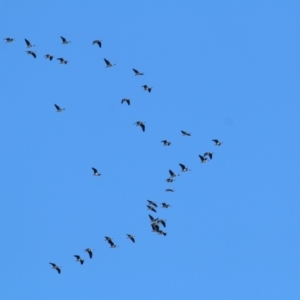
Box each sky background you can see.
[1,1,300,299]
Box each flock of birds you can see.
[4,36,223,275]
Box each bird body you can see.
[4,38,14,43]
[147,205,156,213]
[127,234,135,243]
[85,248,93,259]
[181,130,191,136]
[169,170,179,178]
[134,121,145,132]
[133,68,144,76]
[104,58,115,68]
[25,39,34,48]
[165,189,174,192]
[161,140,171,146]
[142,85,152,92]
[199,155,208,163]
[26,51,36,58]
[45,54,53,61]
[147,200,157,207]
[212,139,222,146]
[162,203,171,208]
[92,167,101,176]
[60,36,71,44]
[93,40,102,47]
[179,163,190,172]
[54,104,65,112]
[57,58,68,64]
[49,263,61,274]
[74,255,84,265]
[121,98,130,105]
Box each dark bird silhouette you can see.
[85,248,94,259]
[179,163,190,172]
[105,236,113,242]
[121,98,130,105]
[149,214,159,223]
[157,219,166,227]
[26,51,36,58]
[57,58,68,64]
[142,85,152,92]
[134,121,145,132]
[4,38,14,43]
[25,38,34,48]
[199,155,208,163]
[204,152,213,160]
[165,189,174,192]
[45,54,53,61]
[54,104,65,112]
[162,202,171,208]
[93,40,102,47]
[161,140,171,146]
[147,205,156,213]
[151,222,160,232]
[74,255,84,265]
[147,200,157,207]
[49,263,61,274]
[92,167,101,176]
[133,68,144,76]
[181,130,191,136]
[169,170,179,178]
[60,36,71,44]
[212,139,222,146]
[166,178,175,183]
[104,58,115,68]
[127,234,135,243]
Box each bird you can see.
[199,155,208,163]
[181,130,191,136]
[204,152,213,160]
[134,121,145,132]
[162,203,171,208]
[147,205,156,213]
[161,140,171,146]
[147,200,157,207]
[165,189,174,192]
[106,239,117,248]
[45,54,54,61]
[127,234,135,243]
[85,248,94,259]
[49,263,61,274]
[104,58,115,68]
[149,214,159,223]
[121,98,130,105]
[212,139,222,146]
[92,167,101,176]
[157,219,166,227]
[4,38,14,43]
[151,222,160,232]
[93,40,102,47]
[54,104,65,112]
[169,170,179,178]
[142,85,152,93]
[26,51,36,58]
[179,163,190,172]
[57,58,68,64]
[105,236,113,242]
[25,38,34,48]
[166,178,175,183]
[133,68,144,76]
[60,36,71,44]
[74,255,84,265]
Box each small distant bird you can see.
[147,200,157,207]
[212,139,222,146]
[181,130,191,136]
[93,40,102,47]
[204,152,213,160]
[4,38,14,43]
[25,38,34,48]
[104,58,115,68]
[199,155,208,163]
[142,85,152,93]
[92,167,101,176]
[147,205,156,213]
[157,219,166,227]
[74,255,84,265]
[165,189,174,192]
[134,121,145,132]
[127,234,135,243]
[151,222,160,232]
[161,140,171,146]
[57,58,68,64]
[26,51,36,58]
[162,203,171,208]
[49,263,61,274]
[121,98,130,105]
[169,170,179,178]
[166,178,175,183]
[54,104,65,112]
[85,248,94,259]
[133,68,144,76]
[179,163,190,172]
[60,36,71,44]
[45,54,53,61]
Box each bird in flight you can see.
[93,40,102,47]
[60,36,71,44]
[212,139,222,146]
[142,85,152,93]
[147,200,157,207]
[127,234,135,243]
[199,155,208,163]
[74,255,84,265]
[92,167,101,176]
[85,248,94,259]
[121,98,130,105]
[134,121,145,132]
[54,104,65,112]
[104,58,116,68]
[165,188,174,192]
[57,58,68,64]
[147,205,157,213]
[179,163,191,172]
[45,54,54,61]
[4,38,14,43]
[26,51,36,58]
[162,203,171,208]
[169,170,179,178]
[166,178,175,183]
[181,130,191,136]
[133,68,144,76]
[25,38,34,48]
[161,140,171,146]
[49,263,61,274]
[204,152,213,160]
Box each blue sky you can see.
[1,1,300,299]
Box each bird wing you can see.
[212,139,218,143]
[74,255,80,259]
[60,36,66,42]
[32,52,36,58]
[49,262,55,267]
[140,123,145,132]
[54,104,60,110]
[179,163,185,170]
[104,58,110,65]
[89,251,93,258]
[57,268,61,274]
[92,167,97,173]
[25,39,30,46]
[199,155,204,160]
[131,237,135,243]
[149,214,155,221]
[169,170,175,176]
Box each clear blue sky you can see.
[1,1,300,299]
